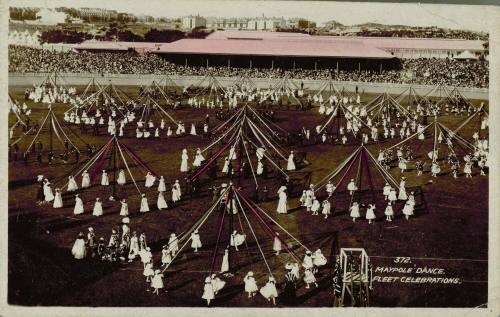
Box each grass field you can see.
[7,84,488,307]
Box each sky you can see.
[8,0,493,32]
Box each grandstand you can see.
[73,31,487,71]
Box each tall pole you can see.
[49,110,53,153]
[112,141,117,199]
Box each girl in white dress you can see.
[244,271,259,298]
[92,197,103,216]
[383,183,391,200]
[304,268,318,288]
[128,232,139,262]
[276,186,288,214]
[464,162,472,178]
[43,181,54,202]
[313,249,327,267]
[384,203,394,222]
[143,260,154,282]
[403,201,414,220]
[158,176,166,192]
[101,170,109,186]
[350,202,360,222]
[202,276,215,306]
[311,198,320,215]
[366,204,376,224]
[53,188,63,208]
[326,181,335,197]
[321,199,331,219]
[172,180,181,203]
[180,149,189,172]
[140,194,149,213]
[145,172,156,188]
[120,199,129,216]
[193,148,205,167]
[431,162,441,177]
[151,270,164,295]
[168,233,179,256]
[257,161,264,175]
[210,274,225,295]
[161,245,172,267]
[220,248,229,273]
[222,157,230,174]
[74,194,84,215]
[299,190,307,206]
[230,230,246,251]
[81,170,90,188]
[388,188,398,205]
[190,229,202,252]
[157,192,168,210]
[260,276,278,305]
[287,151,296,171]
[347,179,358,195]
[67,176,78,192]
[273,233,282,255]
[71,232,87,259]
[117,169,126,185]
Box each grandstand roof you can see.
[206,31,485,51]
[73,32,486,59]
[153,38,395,59]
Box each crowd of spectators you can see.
[343,29,488,41]
[8,45,489,88]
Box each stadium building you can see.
[73,31,486,71]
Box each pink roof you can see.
[206,31,485,51]
[153,38,394,59]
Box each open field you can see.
[7,83,488,307]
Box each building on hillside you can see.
[182,15,207,30]
[79,8,118,22]
[247,17,286,31]
[207,18,249,30]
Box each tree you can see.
[143,29,185,43]
[40,30,92,44]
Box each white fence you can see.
[8,72,489,100]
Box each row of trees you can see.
[40,27,212,44]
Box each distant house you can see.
[182,16,207,30]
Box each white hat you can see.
[122,217,130,224]
[248,271,254,276]
[155,270,161,274]
[205,277,211,283]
